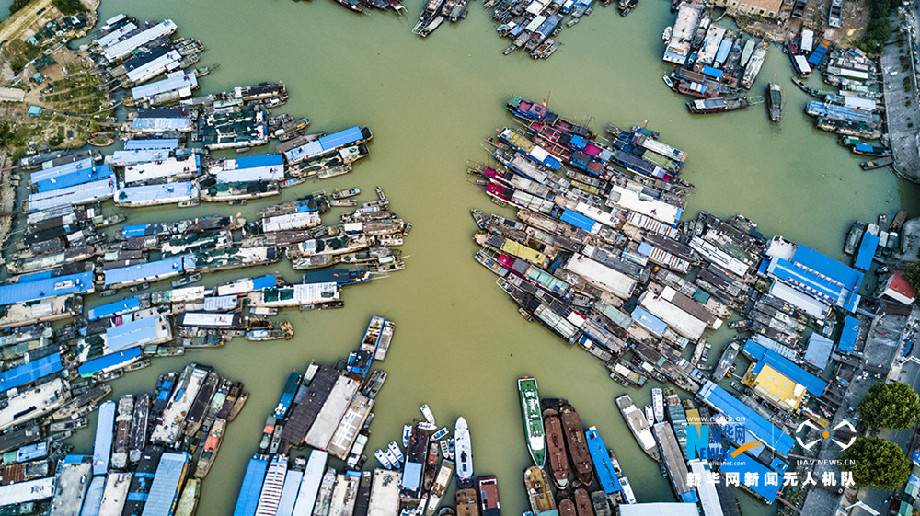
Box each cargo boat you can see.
[614,394,660,461]
[712,341,739,381]
[860,156,893,170]
[518,377,546,468]
[543,408,569,488]
[129,394,149,464]
[477,475,501,516]
[767,83,782,122]
[454,416,474,487]
[560,405,593,486]
[686,97,750,114]
[585,427,620,496]
[524,465,557,514]
[274,372,302,419]
[574,488,592,516]
[426,460,455,516]
[455,486,480,516]
[194,418,225,478]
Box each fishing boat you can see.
[426,460,455,516]
[421,404,436,426]
[741,41,768,89]
[524,466,557,513]
[662,75,674,89]
[454,417,474,487]
[432,427,450,441]
[651,387,664,424]
[713,341,740,381]
[281,177,307,189]
[388,441,405,463]
[860,156,893,170]
[194,419,226,477]
[740,38,756,67]
[614,395,660,462]
[477,476,501,516]
[686,97,751,114]
[844,222,867,255]
[543,408,569,488]
[375,449,394,469]
[455,487,480,516]
[403,424,412,447]
[662,26,672,41]
[767,83,783,122]
[172,273,202,287]
[518,377,546,468]
[560,405,592,486]
[332,188,361,199]
[644,405,654,425]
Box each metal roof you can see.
[619,503,700,516]
[131,71,197,101]
[751,349,827,396]
[104,255,194,287]
[0,271,94,306]
[77,346,143,377]
[234,455,268,516]
[717,448,787,503]
[804,333,833,369]
[0,352,62,391]
[630,306,668,336]
[855,233,879,271]
[115,182,198,205]
[141,452,189,516]
[33,164,113,193]
[111,149,173,167]
[30,157,93,183]
[87,296,142,321]
[106,315,168,351]
[28,178,116,212]
[124,139,179,151]
[696,381,795,456]
[93,401,115,476]
[837,315,859,354]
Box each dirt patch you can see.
[735,0,869,46]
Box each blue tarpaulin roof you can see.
[107,316,160,351]
[77,347,142,377]
[745,337,797,362]
[0,271,94,306]
[719,448,786,502]
[697,381,795,456]
[0,352,62,390]
[402,462,423,490]
[838,315,859,354]
[87,297,142,321]
[767,252,861,313]
[234,154,283,168]
[855,233,879,271]
[585,428,622,495]
[103,255,193,286]
[124,139,179,151]
[631,306,668,336]
[142,452,189,516]
[700,65,724,78]
[93,401,115,476]
[284,126,364,163]
[560,210,597,232]
[234,455,268,516]
[252,275,277,290]
[804,333,833,370]
[792,245,864,292]
[752,349,828,395]
[16,270,55,283]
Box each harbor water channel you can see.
[61,0,920,513]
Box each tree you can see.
[858,382,920,430]
[838,436,911,489]
[52,0,85,15]
[8,0,31,16]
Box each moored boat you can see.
[543,409,569,489]
[560,405,592,487]
[651,387,664,424]
[686,97,750,114]
[518,377,546,468]
[767,83,783,122]
[454,417,474,487]
[524,465,557,514]
[476,475,500,516]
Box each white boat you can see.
[388,441,405,463]
[651,387,665,424]
[644,405,654,425]
[384,448,400,467]
[403,424,412,447]
[440,440,450,458]
[432,427,450,440]
[375,449,393,469]
[662,26,672,42]
[420,404,436,426]
[662,75,674,89]
[454,417,474,485]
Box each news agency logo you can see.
[685,420,765,461]
[795,420,857,452]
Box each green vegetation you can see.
[858,382,920,430]
[8,0,32,16]
[839,436,911,489]
[52,0,85,15]
[907,261,920,300]
[859,0,895,54]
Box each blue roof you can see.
[234,154,283,168]
[33,164,113,193]
[30,157,93,183]
[16,270,55,283]
[117,182,197,204]
[0,271,94,306]
[87,297,142,321]
[560,210,597,232]
[792,246,864,292]
[106,316,160,351]
[93,401,115,476]
[630,306,668,336]
[77,347,143,377]
[142,452,189,516]
[804,333,833,370]
[855,233,879,271]
[112,149,173,166]
[131,71,197,100]
[637,242,653,257]
[80,476,106,516]
[301,270,370,286]
[131,116,192,132]
[701,65,724,78]
[252,275,277,290]
[234,455,268,516]
[569,135,588,150]
[318,126,364,151]
[15,442,49,463]
[752,349,827,395]
[585,428,621,495]
[719,448,786,502]
[124,139,179,151]
[697,381,795,456]
[402,462,423,490]
[104,255,193,287]
[838,315,859,354]
[0,352,62,390]
[767,252,861,312]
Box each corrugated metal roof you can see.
[77,346,143,377]
[855,233,879,271]
[0,352,62,391]
[131,71,197,101]
[104,255,193,286]
[630,306,668,336]
[124,139,180,151]
[618,503,700,516]
[33,164,114,193]
[106,316,164,351]
[87,297,142,321]
[141,452,189,516]
[0,271,93,306]
[804,333,833,369]
[116,182,198,205]
[28,178,116,212]
[112,149,173,167]
[401,462,422,490]
[93,401,115,476]
[837,315,859,354]
[560,209,597,233]
[30,157,93,183]
[696,381,795,456]
[234,455,268,516]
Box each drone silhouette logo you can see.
[796,419,857,451]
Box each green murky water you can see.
[60,0,920,513]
